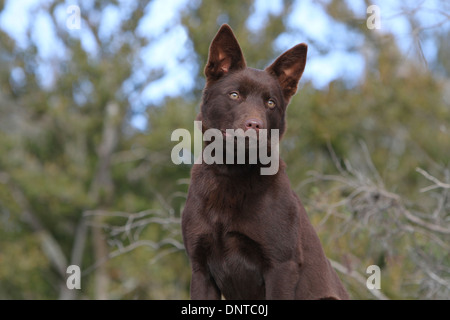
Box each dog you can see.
[181,24,349,300]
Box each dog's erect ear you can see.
[205,24,246,82]
[265,43,307,102]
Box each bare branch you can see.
[303,143,450,298]
[416,167,450,192]
[329,259,389,300]
[82,188,185,277]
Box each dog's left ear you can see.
[265,43,307,102]
[205,24,246,82]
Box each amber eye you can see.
[229,92,239,100]
[267,99,276,109]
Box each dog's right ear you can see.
[265,43,307,103]
[204,24,246,82]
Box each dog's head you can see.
[198,24,307,140]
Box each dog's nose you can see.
[245,119,263,131]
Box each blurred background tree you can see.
[0,0,448,299]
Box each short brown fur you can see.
[182,24,349,300]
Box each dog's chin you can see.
[221,129,230,138]
[202,128,274,152]
[220,128,264,138]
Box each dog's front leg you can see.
[264,261,299,300]
[190,268,221,300]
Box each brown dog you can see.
[181,24,349,300]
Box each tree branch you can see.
[329,259,389,300]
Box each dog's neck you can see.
[205,159,285,179]
[210,163,263,176]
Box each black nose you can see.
[245,119,263,131]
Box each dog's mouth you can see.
[221,129,231,138]
[219,128,274,153]
[220,128,262,139]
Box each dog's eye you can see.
[229,92,239,100]
[267,99,276,109]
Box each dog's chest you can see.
[206,229,266,299]
[193,174,273,298]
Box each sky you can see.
[0,0,448,130]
